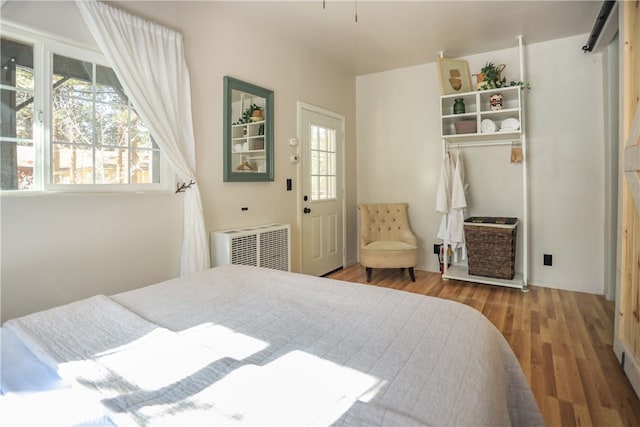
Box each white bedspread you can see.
[4,265,543,426]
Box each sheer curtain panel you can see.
[76,0,209,275]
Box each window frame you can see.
[1,24,173,194]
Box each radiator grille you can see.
[230,234,257,266]
[211,224,290,271]
[259,228,289,271]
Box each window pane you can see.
[327,131,335,152]
[16,65,34,92]
[131,149,160,184]
[16,100,34,140]
[327,176,336,199]
[53,55,93,100]
[2,38,34,90]
[53,96,93,144]
[318,127,327,151]
[310,125,318,150]
[130,116,153,149]
[96,147,127,184]
[1,89,34,140]
[319,176,328,200]
[1,140,34,190]
[319,151,327,175]
[16,141,35,190]
[311,176,318,200]
[1,38,34,190]
[311,150,318,175]
[51,143,93,184]
[95,104,128,146]
[95,65,127,104]
[328,147,336,175]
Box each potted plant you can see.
[475,62,506,90]
[475,62,532,91]
[233,104,263,125]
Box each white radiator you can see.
[211,224,290,271]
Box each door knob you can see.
[304,207,311,214]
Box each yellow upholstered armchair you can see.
[358,203,418,282]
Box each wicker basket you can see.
[464,217,518,280]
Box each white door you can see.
[299,104,344,276]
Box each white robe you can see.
[436,150,467,260]
[436,152,452,241]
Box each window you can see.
[0,30,165,192]
[309,124,336,201]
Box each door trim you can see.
[296,101,346,273]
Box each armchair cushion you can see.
[363,241,417,251]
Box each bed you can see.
[1,265,543,426]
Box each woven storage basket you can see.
[464,217,518,280]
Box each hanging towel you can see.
[448,150,467,254]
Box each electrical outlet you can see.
[543,254,553,266]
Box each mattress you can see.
[2,264,543,426]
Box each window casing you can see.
[0,26,170,192]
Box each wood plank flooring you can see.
[327,264,640,427]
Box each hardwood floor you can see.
[327,264,640,427]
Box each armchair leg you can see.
[366,267,372,282]
[409,267,416,282]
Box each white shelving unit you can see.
[230,92,267,174]
[231,119,266,173]
[440,85,522,141]
[440,36,528,290]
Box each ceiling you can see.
[224,0,605,76]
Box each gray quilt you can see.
[5,265,543,426]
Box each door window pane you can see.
[309,124,337,201]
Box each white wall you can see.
[157,1,358,272]
[357,35,606,294]
[1,0,357,322]
[1,193,183,322]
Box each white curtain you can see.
[76,0,209,275]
